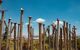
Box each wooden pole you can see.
[54,28,57,50]
[20,8,24,50]
[66,22,68,50]
[52,24,56,50]
[47,26,50,50]
[63,21,67,50]
[56,19,59,50]
[8,18,11,50]
[43,24,45,50]
[72,26,77,50]
[14,23,17,50]
[59,28,62,50]
[17,24,20,50]
[68,24,72,50]
[28,16,32,50]
[0,10,4,50]
[30,27,33,50]
[39,23,42,50]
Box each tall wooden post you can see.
[72,26,77,50]
[0,10,4,50]
[66,22,68,50]
[63,21,67,50]
[43,24,45,50]
[14,23,17,50]
[8,18,11,50]
[0,20,1,50]
[17,24,20,50]
[54,28,57,50]
[28,16,32,50]
[69,24,72,50]
[47,26,50,50]
[52,24,56,50]
[30,27,33,50]
[20,8,24,50]
[59,28,62,50]
[56,19,59,50]
[39,23,42,50]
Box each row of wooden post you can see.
[0,9,77,50]
[0,8,24,50]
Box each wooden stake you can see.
[52,24,56,50]
[68,24,72,50]
[59,28,62,50]
[39,23,42,50]
[66,22,68,50]
[56,19,59,50]
[0,10,4,50]
[72,26,77,50]
[17,24,20,50]
[47,26,50,50]
[20,8,24,50]
[43,24,45,50]
[63,21,67,50]
[8,18,11,50]
[14,23,17,50]
[28,16,32,50]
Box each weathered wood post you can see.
[52,24,56,50]
[66,22,68,50]
[54,27,57,50]
[69,24,72,50]
[14,23,17,50]
[43,24,45,50]
[59,28,62,50]
[0,10,4,50]
[39,23,42,50]
[8,18,11,50]
[0,20,1,50]
[36,18,45,50]
[63,21,67,50]
[20,8,24,50]
[72,26,77,50]
[51,24,55,50]
[30,27,33,50]
[47,26,50,50]
[28,16,32,50]
[17,24,20,50]
[56,18,59,50]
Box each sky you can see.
[0,0,80,37]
